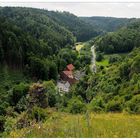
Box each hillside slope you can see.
[71,21,140,114]
[80,16,136,32]
[0,7,102,42]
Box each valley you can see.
[0,6,140,138]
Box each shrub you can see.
[3,117,16,135]
[106,99,122,112]
[0,116,5,132]
[119,62,131,79]
[43,81,57,107]
[96,53,104,62]
[131,56,140,74]
[30,106,48,122]
[67,97,86,114]
[15,96,29,112]
[0,101,9,115]
[109,55,121,64]
[11,82,29,106]
[89,96,105,112]
[125,95,140,114]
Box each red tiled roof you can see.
[66,64,74,71]
[63,70,72,76]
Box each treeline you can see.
[0,7,78,80]
[46,11,102,41]
[95,20,140,54]
[0,7,101,42]
[80,16,136,32]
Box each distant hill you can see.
[45,11,102,41]
[0,7,102,42]
[95,20,140,54]
[80,16,137,32]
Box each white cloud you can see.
[127,3,135,7]
[0,2,140,18]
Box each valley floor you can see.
[7,111,140,138]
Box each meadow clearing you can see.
[8,112,140,138]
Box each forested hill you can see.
[80,16,136,32]
[0,7,101,42]
[95,20,140,54]
[45,11,102,41]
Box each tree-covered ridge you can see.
[0,7,102,42]
[45,11,102,41]
[0,7,75,49]
[95,20,140,54]
[0,7,79,81]
[80,16,136,32]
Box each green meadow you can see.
[8,111,140,138]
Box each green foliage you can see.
[11,82,29,106]
[46,11,101,41]
[81,16,134,32]
[15,96,29,112]
[72,47,140,114]
[1,7,140,138]
[0,102,9,115]
[126,95,140,114]
[0,116,6,132]
[28,56,58,80]
[67,97,86,114]
[28,56,49,80]
[131,55,140,74]
[43,81,57,107]
[106,99,123,112]
[95,21,140,54]
[109,54,121,64]
[3,117,16,135]
[119,62,131,79]
[30,106,48,122]
[89,96,105,112]
[96,53,104,62]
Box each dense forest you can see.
[95,20,140,53]
[80,16,137,32]
[0,6,140,137]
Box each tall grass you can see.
[8,112,140,138]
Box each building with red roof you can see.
[60,64,76,85]
[66,64,74,71]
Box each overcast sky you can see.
[0,2,140,18]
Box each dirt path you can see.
[91,45,96,73]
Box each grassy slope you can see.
[96,53,128,67]
[8,112,140,138]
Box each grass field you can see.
[96,53,128,67]
[96,55,109,67]
[75,43,84,52]
[96,59,109,67]
[8,112,140,138]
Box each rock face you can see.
[29,83,48,108]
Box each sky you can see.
[0,2,140,18]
